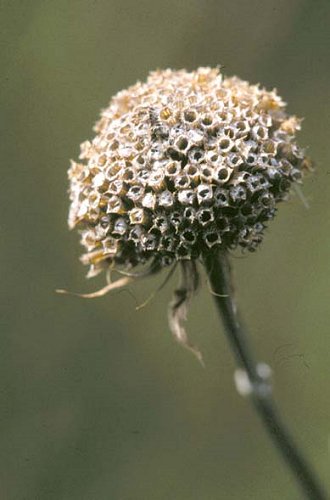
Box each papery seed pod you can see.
[142,192,157,210]
[122,167,137,184]
[203,228,222,248]
[235,120,250,137]
[108,180,126,196]
[226,153,243,170]
[184,164,200,185]
[200,113,214,128]
[106,196,126,214]
[148,169,166,192]
[158,190,175,208]
[213,166,233,185]
[252,125,268,141]
[160,234,177,252]
[169,211,184,230]
[258,190,275,209]
[230,185,247,204]
[188,130,204,146]
[178,189,196,206]
[153,214,170,233]
[214,187,230,207]
[112,217,128,238]
[197,184,213,205]
[141,233,159,251]
[197,207,215,226]
[126,185,145,203]
[183,109,198,124]
[174,174,191,190]
[136,168,151,186]
[206,150,219,164]
[129,208,149,225]
[200,165,214,183]
[245,153,258,167]
[129,224,146,243]
[183,206,197,221]
[181,228,197,245]
[165,161,182,178]
[149,107,170,140]
[105,162,124,181]
[174,135,190,153]
[188,147,205,164]
[218,136,234,153]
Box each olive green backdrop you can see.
[1,1,329,499]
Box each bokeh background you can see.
[1,1,329,498]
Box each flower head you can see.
[69,67,310,278]
[66,67,311,359]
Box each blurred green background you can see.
[1,1,329,498]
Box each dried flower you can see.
[63,69,325,496]
[66,67,311,359]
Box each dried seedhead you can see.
[66,67,311,358]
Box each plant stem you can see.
[203,251,326,500]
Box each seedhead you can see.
[66,67,311,359]
[68,67,310,278]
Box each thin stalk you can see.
[203,251,326,500]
